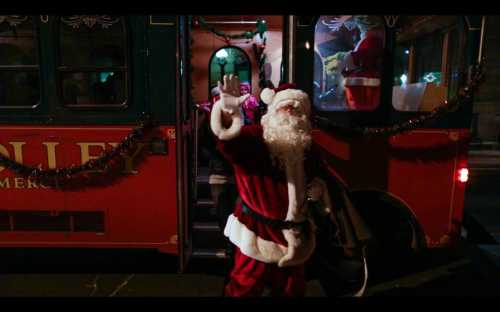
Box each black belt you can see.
[241,200,308,230]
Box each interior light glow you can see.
[216,49,228,59]
[400,73,408,85]
[458,168,469,183]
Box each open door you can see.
[187,15,289,260]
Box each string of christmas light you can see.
[195,16,268,41]
[314,61,486,138]
[0,113,157,188]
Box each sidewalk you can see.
[463,214,500,273]
[0,273,326,297]
[478,225,500,270]
[462,145,500,272]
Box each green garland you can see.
[0,113,157,188]
[196,16,267,41]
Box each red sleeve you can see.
[217,125,263,164]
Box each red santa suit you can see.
[219,124,322,296]
[210,82,321,297]
[342,28,384,110]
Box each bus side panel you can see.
[313,128,463,248]
[387,130,463,247]
[312,129,394,191]
[0,126,178,255]
[0,128,65,211]
[449,129,470,242]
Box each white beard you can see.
[261,110,312,168]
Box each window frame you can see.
[293,15,473,131]
[0,15,42,110]
[392,17,465,113]
[310,15,387,114]
[208,45,252,100]
[388,16,472,130]
[409,31,445,85]
[0,15,163,126]
[55,15,131,110]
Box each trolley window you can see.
[392,16,462,112]
[209,46,251,99]
[57,15,128,108]
[313,15,386,112]
[0,16,40,109]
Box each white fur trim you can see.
[284,155,306,222]
[270,89,311,117]
[210,100,243,140]
[224,214,287,263]
[260,88,276,105]
[344,77,381,87]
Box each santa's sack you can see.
[306,173,373,297]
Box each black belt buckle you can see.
[242,201,308,230]
[283,219,308,230]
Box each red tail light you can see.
[458,168,469,183]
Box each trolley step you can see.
[192,248,227,259]
[196,181,212,200]
[192,222,228,250]
[193,222,220,231]
[193,199,217,222]
[195,199,215,208]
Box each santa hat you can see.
[259,83,298,106]
[260,83,312,119]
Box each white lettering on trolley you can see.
[0,142,26,173]
[0,140,148,188]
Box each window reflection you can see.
[59,17,125,67]
[313,15,385,111]
[393,44,410,86]
[414,33,443,84]
[61,71,125,106]
[58,16,127,108]
[0,16,40,108]
[209,47,251,95]
[392,16,461,112]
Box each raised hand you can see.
[217,74,250,114]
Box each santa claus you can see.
[210,74,332,297]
